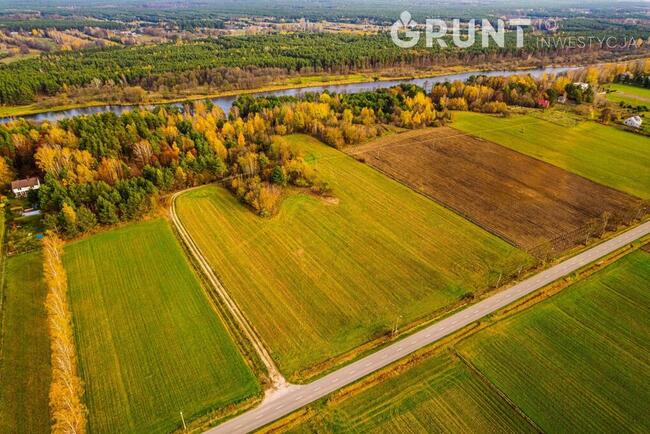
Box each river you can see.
[1,66,573,124]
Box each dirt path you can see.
[170,188,288,390]
[613,90,650,104]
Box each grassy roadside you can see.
[263,235,650,433]
[457,247,650,432]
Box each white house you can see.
[624,116,643,129]
[11,177,40,197]
[573,82,590,91]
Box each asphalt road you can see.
[207,220,650,434]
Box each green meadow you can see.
[0,252,51,434]
[64,219,259,434]
[287,351,534,433]
[176,134,532,379]
[458,249,650,432]
[452,111,650,199]
[605,83,650,107]
[285,249,650,433]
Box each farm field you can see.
[0,252,50,434]
[605,83,650,134]
[64,219,259,434]
[286,351,534,433]
[349,127,644,252]
[452,111,650,199]
[605,83,650,106]
[176,134,533,379]
[457,249,650,432]
[279,247,650,434]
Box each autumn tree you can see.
[43,233,87,434]
[0,157,14,189]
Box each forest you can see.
[0,30,646,105]
[1,59,648,237]
[0,83,447,235]
[4,0,650,23]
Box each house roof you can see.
[11,177,40,190]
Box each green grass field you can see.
[288,351,534,433]
[604,83,650,134]
[458,249,650,432]
[452,111,650,199]
[605,83,650,107]
[176,134,532,379]
[283,248,650,433]
[0,252,51,434]
[64,219,260,434]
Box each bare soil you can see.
[349,128,645,255]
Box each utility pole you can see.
[392,315,402,337]
[180,411,187,431]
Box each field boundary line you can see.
[170,188,288,389]
[345,150,524,249]
[344,123,649,258]
[452,349,544,433]
[204,221,650,433]
[0,213,7,380]
[345,117,539,160]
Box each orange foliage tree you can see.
[43,233,87,434]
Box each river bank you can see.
[1,65,574,124]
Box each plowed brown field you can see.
[349,128,645,254]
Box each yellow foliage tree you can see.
[0,157,14,189]
[43,233,87,434]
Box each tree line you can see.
[43,233,87,434]
[1,31,645,105]
[3,60,649,235]
[0,84,450,234]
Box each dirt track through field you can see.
[171,189,288,390]
[350,128,645,253]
